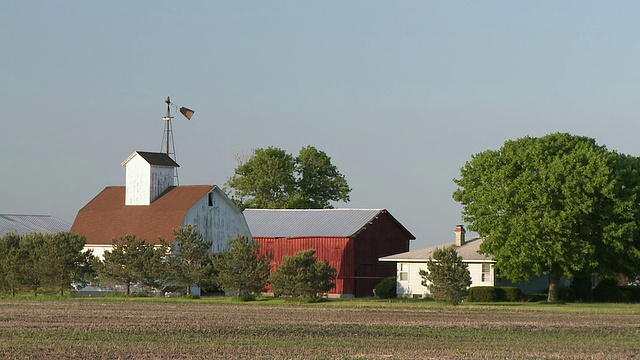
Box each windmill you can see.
[160,96,195,185]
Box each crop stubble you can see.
[0,300,638,359]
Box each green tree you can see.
[0,233,23,296]
[293,145,351,208]
[419,247,471,305]
[226,145,351,209]
[169,225,212,295]
[96,235,169,295]
[212,235,271,300]
[19,232,49,296]
[269,249,336,302]
[453,133,640,302]
[226,147,297,209]
[42,232,95,296]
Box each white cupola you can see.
[121,151,180,205]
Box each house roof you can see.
[120,151,180,168]
[0,214,72,237]
[379,237,494,262]
[244,208,415,238]
[71,185,213,245]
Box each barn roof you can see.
[0,214,72,237]
[379,237,493,262]
[71,185,213,245]
[120,151,180,167]
[244,208,414,238]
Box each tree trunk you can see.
[548,267,560,302]
[126,283,131,296]
[186,285,191,296]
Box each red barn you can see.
[244,209,415,298]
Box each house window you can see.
[481,263,491,282]
[399,263,408,281]
[208,193,213,206]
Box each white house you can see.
[379,225,553,297]
[71,151,251,260]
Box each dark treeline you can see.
[0,231,93,296]
[0,225,336,301]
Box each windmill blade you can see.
[180,107,195,120]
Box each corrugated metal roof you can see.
[244,209,385,237]
[379,237,494,262]
[0,214,72,237]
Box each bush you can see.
[526,293,548,302]
[619,286,640,303]
[558,287,576,303]
[269,249,337,302]
[374,277,397,299]
[571,274,594,302]
[467,287,522,302]
[499,287,523,302]
[467,287,498,302]
[593,278,626,303]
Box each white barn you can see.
[71,151,251,260]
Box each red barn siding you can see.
[353,212,412,297]
[255,236,354,296]
[253,210,414,298]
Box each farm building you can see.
[244,208,415,298]
[379,225,556,297]
[71,151,251,260]
[0,214,71,237]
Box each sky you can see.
[2,1,640,249]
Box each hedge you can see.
[467,287,523,302]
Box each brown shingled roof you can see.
[71,185,213,245]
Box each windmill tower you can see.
[160,96,195,185]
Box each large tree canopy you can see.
[226,145,351,209]
[453,133,640,302]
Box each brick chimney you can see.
[455,225,466,246]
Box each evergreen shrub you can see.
[374,277,397,299]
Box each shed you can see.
[244,208,415,298]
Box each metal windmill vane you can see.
[161,96,195,185]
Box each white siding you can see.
[396,262,429,297]
[468,262,494,287]
[84,245,112,260]
[125,155,151,205]
[150,166,174,202]
[395,261,495,297]
[124,153,175,205]
[182,189,252,253]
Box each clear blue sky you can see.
[2,1,640,249]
